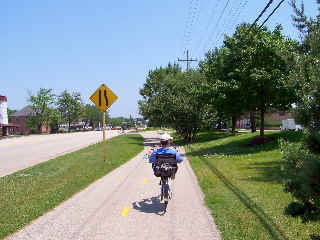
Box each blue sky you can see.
[2,0,318,118]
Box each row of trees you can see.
[27,88,144,133]
[26,88,103,132]
[139,10,302,141]
[200,23,299,137]
[26,88,139,133]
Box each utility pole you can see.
[178,50,197,71]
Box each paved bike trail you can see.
[6,131,221,240]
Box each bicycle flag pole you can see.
[90,84,118,162]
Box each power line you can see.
[202,0,231,53]
[203,0,223,35]
[185,3,198,45]
[182,0,200,53]
[212,1,237,47]
[257,0,285,31]
[188,0,201,49]
[243,0,286,47]
[213,0,247,49]
[244,0,274,37]
[216,0,248,46]
[195,0,222,56]
[204,0,232,52]
[192,0,284,59]
[181,0,195,53]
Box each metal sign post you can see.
[103,111,106,162]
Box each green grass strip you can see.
[0,134,144,239]
[185,130,320,240]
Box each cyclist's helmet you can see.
[160,133,172,145]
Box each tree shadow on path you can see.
[132,196,166,216]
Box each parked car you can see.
[58,126,69,132]
[281,119,295,131]
[280,119,304,131]
[94,127,103,131]
[295,124,304,131]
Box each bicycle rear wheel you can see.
[161,177,169,212]
[163,178,169,199]
[164,200,168,212]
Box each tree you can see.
[288,0,320,132]
[200,48,246,135]
[57,90,83,131]
[108,117,126,127]
[139,63,213,142]
[129,115,134,128]
[7,108,16,117]
[48,108,63,133]
[82,104,103,128]
[211,23,298,137]
[166,70,214,141]
[27,88,55,133]
[279,0,320,219]
[139,63,182,128]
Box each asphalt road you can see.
[6,131,221,240]
[0,130,121,177]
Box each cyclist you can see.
[149,133,183,176]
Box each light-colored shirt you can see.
[149,147,183,164]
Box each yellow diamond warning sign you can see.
[90,84,118,111]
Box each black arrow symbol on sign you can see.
[104,90,109,106]
[98,89,109,107]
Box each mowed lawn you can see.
[185,130,320,240]
[0,134,144,239]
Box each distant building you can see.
[236,111,294,130]
[264,111,293,122]
[10,106,50,134]
[0,96,8,125]
[0,95,18,136]
[236,119,250,129]
[10,106,34,134]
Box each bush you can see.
[303,130,320,154]
[284,202,308,217]
[280,139,320,216]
